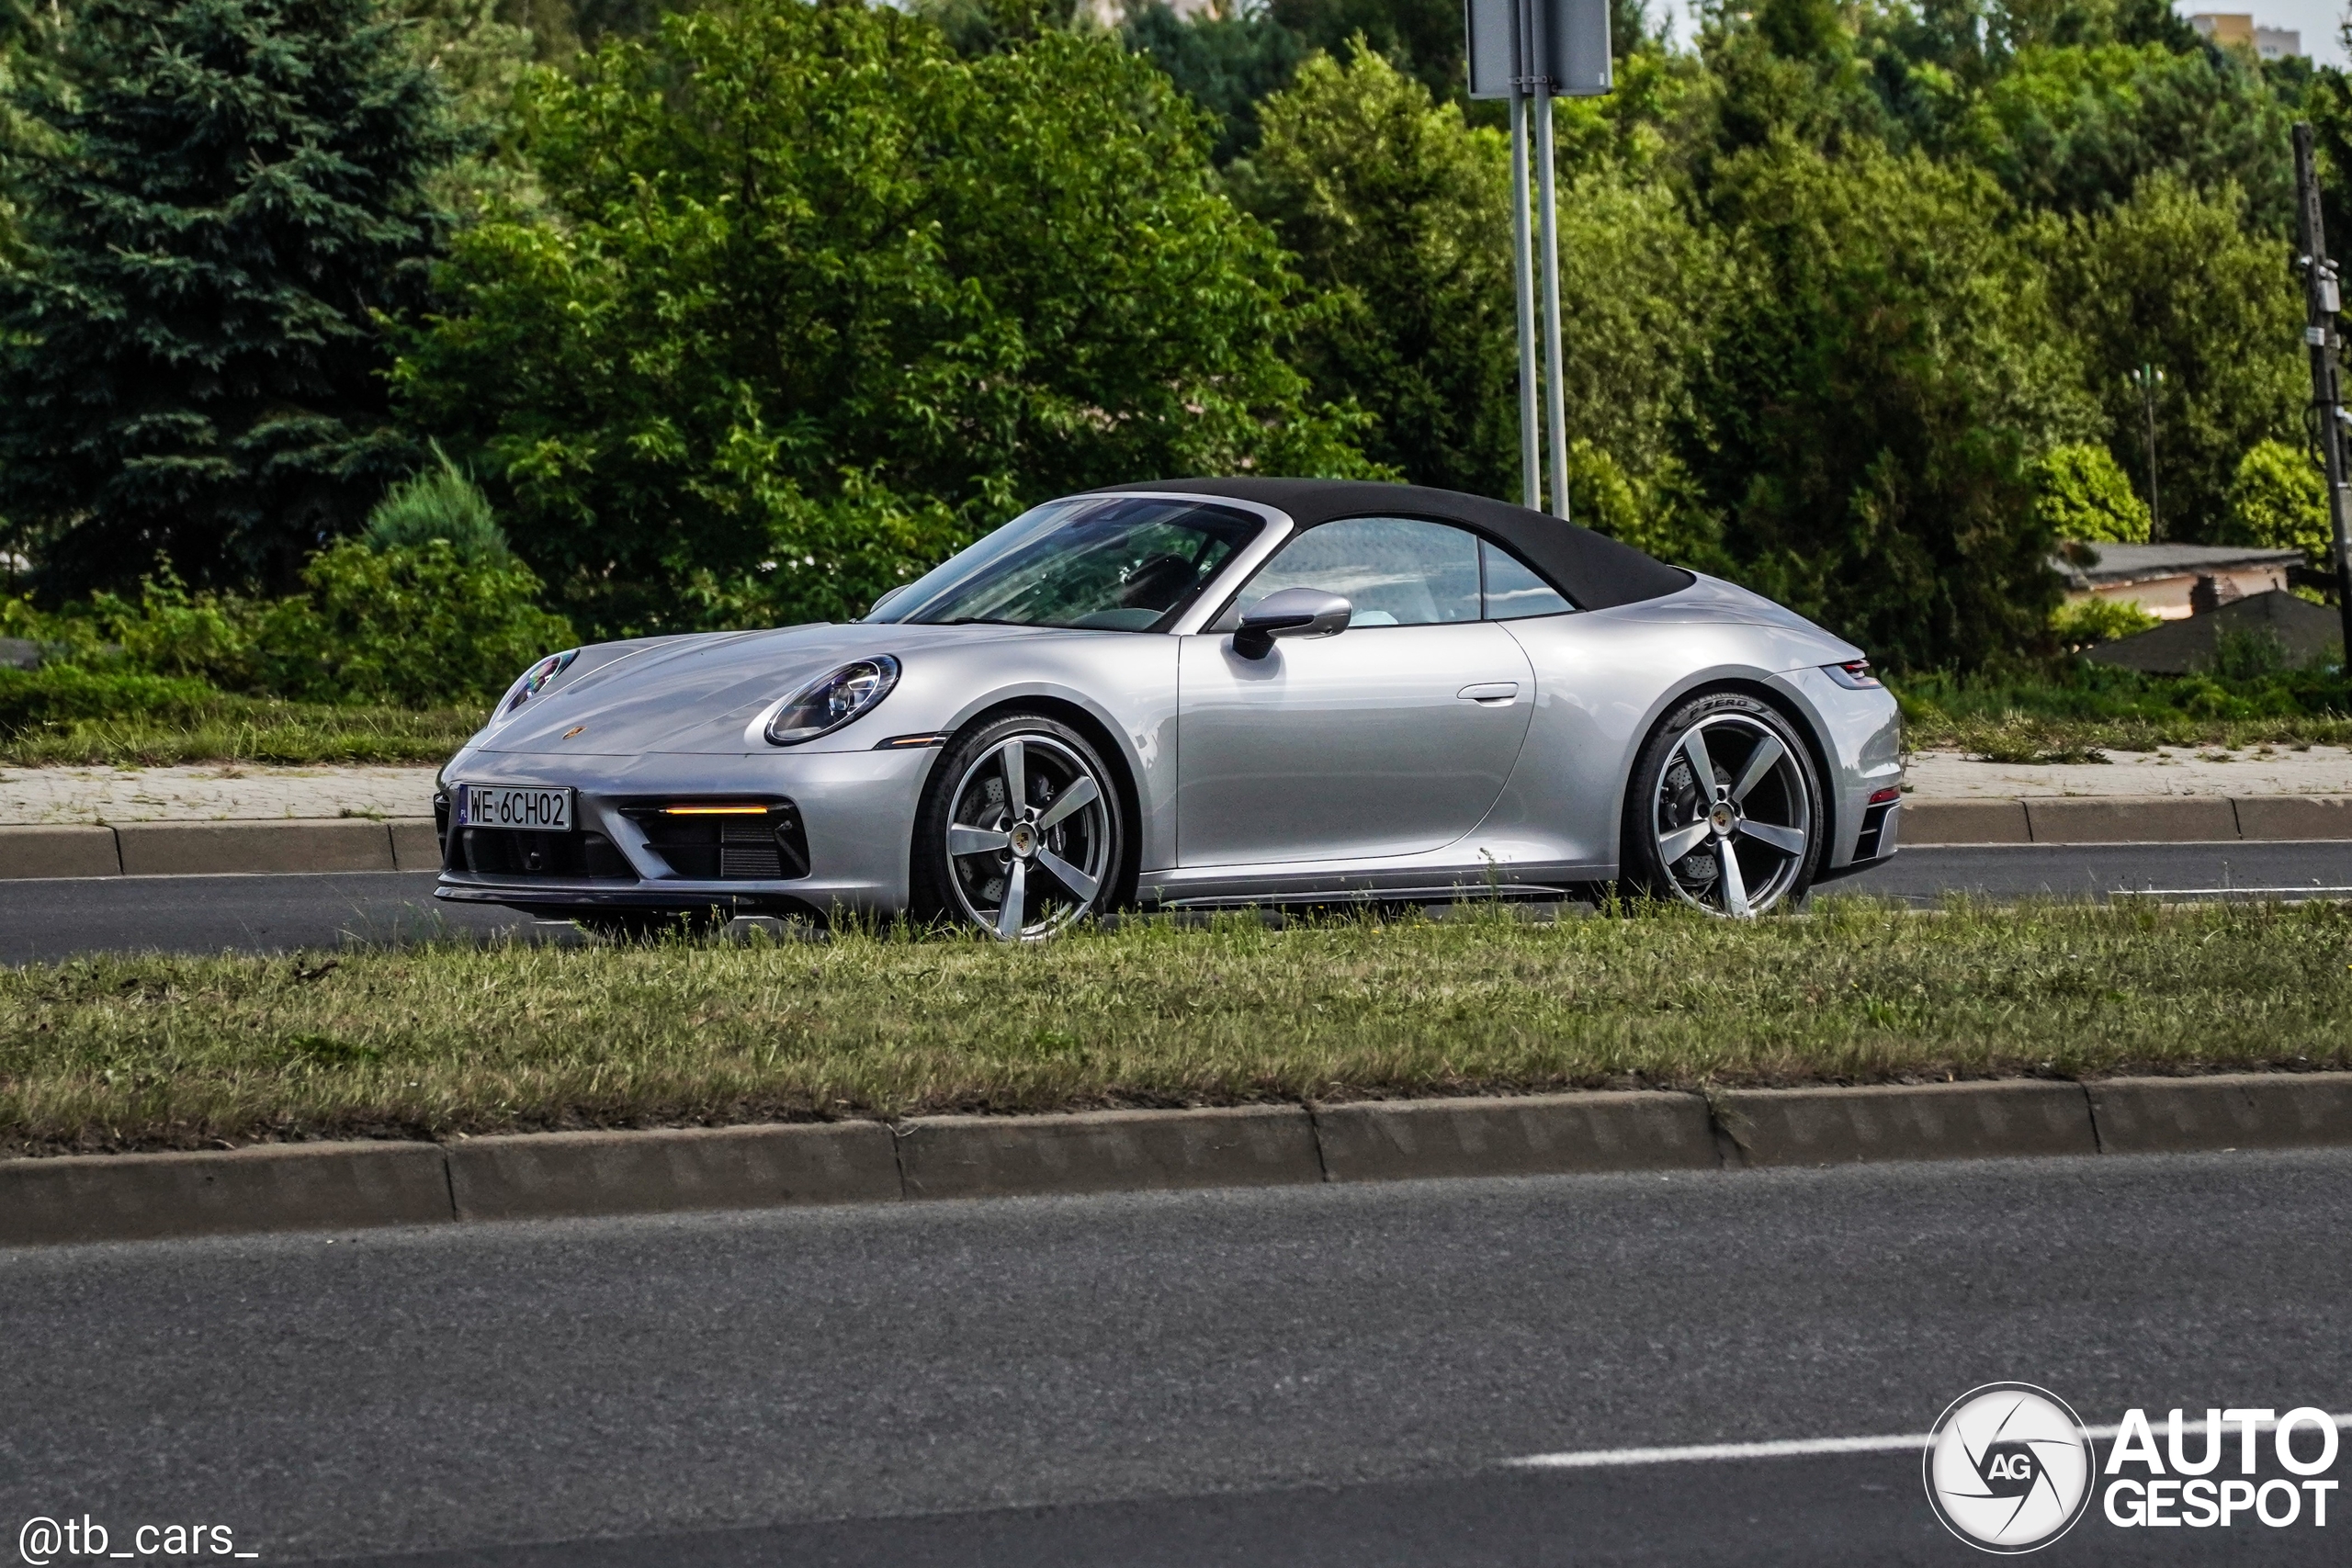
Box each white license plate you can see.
[458,784,574,831]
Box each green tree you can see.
[395,0,1371,637]
[1956,41,2296,227]
[2032,440,2149,541]
[0,0,466,598]
[1236,49,1515,495]
[1238,49,1719,525]
[1682,143,2096,668]
[2041,175,2304,542]
[1124,0,1305,162]
[1267,0,1462,106]
[2225,439,2334,569]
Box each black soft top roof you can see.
[1092,478,1692,611]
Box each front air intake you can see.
[623,799,811,881]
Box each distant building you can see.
[2053,542,2304,620]
[2188,13,2303,60]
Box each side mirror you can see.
[865,583,914,619]
[1232,588,1351,660]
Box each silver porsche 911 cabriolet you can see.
[434,479,1902,936]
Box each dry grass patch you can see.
[4,897,2349,1156]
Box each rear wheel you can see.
[1622,693,1822,918]
[910,713,1126,940]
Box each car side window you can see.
[1227,517,1481,628]
[1481,540,1576,619]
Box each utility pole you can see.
[2292,122,2352,667]
[1466,0,1611,521]
[2128,364,2164,541]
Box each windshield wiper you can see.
[935,616,1034,627]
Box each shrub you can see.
[364,446,512,564]
[260,538,574,707]
[2049,595,2159,648]
[0,538,573,710]
[2034,443,2150,544]
[2226,439,2335,569]
[0,665,220,732]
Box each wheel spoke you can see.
[1679,727,1719,797]
[1716,838,1751,918]
[1730,733,1786,804]
[997,739,1026,810]
[1737,818,1806,855]
[1035,773,1100,832]
[1035,845,1099,905]
[995,858,1027,941]
[948,825,1011,857]
[1657,819,1712,863]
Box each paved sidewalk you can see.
[0,764,438,826]
[1905,745,2352,799]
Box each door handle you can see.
[1456,682,1520,705]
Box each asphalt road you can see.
[3,1151,2347,1566]
[5,840,2352,963]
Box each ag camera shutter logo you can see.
[1923,1382,2097,1552]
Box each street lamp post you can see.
[2127,363,2164,542]
[2291,121,2352,669]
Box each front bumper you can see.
[432,746,935,917]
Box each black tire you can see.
[1621,691,1824,917]
[910,711,1129,939]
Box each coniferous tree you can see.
[0,0,465,596]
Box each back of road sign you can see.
[1464,0,1611,99]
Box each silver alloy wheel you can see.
[1650,711,1811,918]
[943,733,1115,940]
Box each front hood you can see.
[470,621,1064,754]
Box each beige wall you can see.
[2066,561,2294,619]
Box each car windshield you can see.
[865,496,1262,631]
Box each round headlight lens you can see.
[502,649,579,713]
[765,656,901,746]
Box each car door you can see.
[1177,517,1537,866]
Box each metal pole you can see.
[2293,122,2352,666]
[1532,84,1569,522]
[2138,366,2161,542]
[1510,91,1540,513]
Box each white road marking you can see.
[1505,1413,2352,1470]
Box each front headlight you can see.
[499,649,580,714]
[765,656,901,746]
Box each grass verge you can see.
[0,701,475,766]
[4,897,2348,1158]
[1893,666,2352,761]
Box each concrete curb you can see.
[896,1106,1323,1199]
[1313,1091,1714,1180]
[0,1141,453,1246]
[5,1075,2349,1248]
[0,818,440,879]
[447,1122,899,1220]
[1903,794,2352,845]
[1713,1080,2099,1166]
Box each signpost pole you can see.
[1468,0,1606,522]
[1510,89,1540,512]
[2292,122,2352,668]
[1532,78,1569,523]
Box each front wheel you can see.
[1622,693,1823,918]
[910,713,1127,941]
